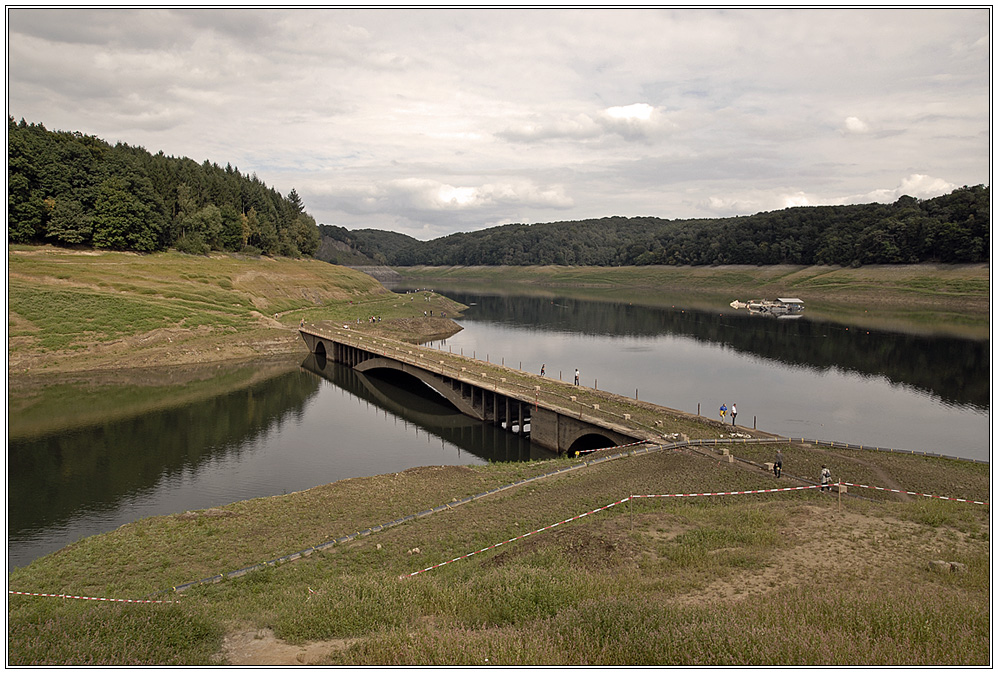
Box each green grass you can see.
[8,280,233,351]
[7,444,989,665]
[8,248,466,372]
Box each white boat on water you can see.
[729,297,804,317]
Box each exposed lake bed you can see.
[7,256,990,666]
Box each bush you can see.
[175,233,210,256]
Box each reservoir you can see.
[7,288,989,569]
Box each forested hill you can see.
[319,186,989,268]
[8,118,320,257]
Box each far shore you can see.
[8,249,988,380]
[392,263,990,338]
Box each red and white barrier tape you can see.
[631,484,820,499]
[575,439,655,455]
[841,482,989,505]
[9,590,176,604]
[402,497,631,578]
[403,480,986,578]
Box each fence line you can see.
[160,434,985,594]
[8,590,177,604]
[402,477,988,578]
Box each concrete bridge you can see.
[300,326,651,455]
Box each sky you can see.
[6,7,992,240]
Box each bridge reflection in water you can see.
[300,352,558,463]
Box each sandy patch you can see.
[219,628,358,666]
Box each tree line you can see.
[8,118,320,257]
[319,186,989,267]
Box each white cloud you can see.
[498,103,668,145]
[857,174,957,203]
[843,116,870,134]
[605,103,654,121]
[897,173,957,198]
[497,113,603,142]
[782,192,813,208]
[5,8,989,237]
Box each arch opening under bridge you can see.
[568,433,618,455]
[359,367,461,413]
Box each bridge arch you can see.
[355,364,458,411]
[354,357,484,420]
[313,340,327,359]
[567,433,619,455]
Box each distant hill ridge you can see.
[317,186,989,268]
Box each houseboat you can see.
[729,297,805,317]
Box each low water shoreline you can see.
[393,263,990,338]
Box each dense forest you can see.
[8,118,987,267]
[8,118,320,257]
[319,186,989,268]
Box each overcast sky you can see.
[6,7,991,240]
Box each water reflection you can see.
[8,352,553,569]
[415,288,988,462]
[299,353,553,463]
[8,364,320,567]
[437,292,988,411]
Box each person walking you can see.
[719,403,727,420]
[820,464,832,491]
[540,364,546,376]
[731,403,737,426]
[574,368,580,385]
[774,449,783,478]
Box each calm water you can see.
[7,289,990,569]
[424,291,989,460]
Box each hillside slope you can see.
[7,246,394,374]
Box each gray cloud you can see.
[6,7,989,239]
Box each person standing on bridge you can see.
[574,368,580,385]
[731,403,737,426]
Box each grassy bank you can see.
[7,246,465,375]
[8,440,989,665]
[395,263,990,338]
